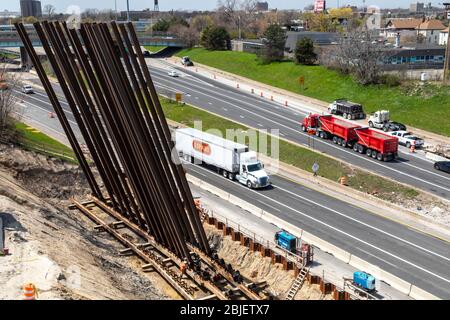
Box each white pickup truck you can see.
[389,131,424,149]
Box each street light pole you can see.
[127,0,130,22]
[238,16,241,40]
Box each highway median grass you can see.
[176,48,450,137]
[160,97,419,202]
[144,46,168,53]
[13,122,77,163]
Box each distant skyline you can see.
[1,0,445,13]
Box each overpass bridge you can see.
[0,25,185,48]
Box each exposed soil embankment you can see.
[0,145,168,300]
[205,224,331,300]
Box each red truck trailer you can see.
[301,114,398,162]
[302,114,361,147]
[354,128,398,161]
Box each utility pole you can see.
[114,0,118,21]
[238,16,241,40]
[444,3,450,83]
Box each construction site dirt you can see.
[0,144,326,300]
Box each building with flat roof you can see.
[255,2,269,12]
[410,2,424,13]
[20,0,42,18]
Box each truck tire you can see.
[358,145,365,154]
[406,142,411,148]
[342,140,347,148]
[348,114,353,120]
[377,153,383,161]
[337,138,343,145]
[371,150,377,159]
[301,125,306,132]
[229,173,235,181]
[353,144,359,152]
[222,170,229,179]
[369,121,374,128]
[247,180,253,189]
[319,131,326,139]
[343,113,347,119]
[333,136,338,144]
[383,126,389,132]
[366,149,372,157]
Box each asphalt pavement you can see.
[13,73,450,299]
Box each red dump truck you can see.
[301,114,398,161]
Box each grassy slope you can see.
[14,122,76,162]
[144,45,168,53]
[177,48,450,137]
[160,97,419,201]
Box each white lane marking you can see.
[256,200,280,212]
[33,71,450,195]
[151,71,450,193]
[223,108,228,111]
[13,112,72,140]
[13,90,73,114]
[355,248,398,268]
[189,164,450,283]
[273,183,450,262]
[208,102,212,105]
[257,124,263,127]
[20,100,78,126]
[402,161,450,182]
[152,75,450,191]
[240,115,245,119]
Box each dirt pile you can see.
[205,224,331,300]
[0,144,168,300]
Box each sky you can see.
[1,0,445,13]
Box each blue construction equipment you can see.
[275,230,297,253]
[353,271,376,292]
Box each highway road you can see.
[12,84,450,299]
[143,61,450,201]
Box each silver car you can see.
[22,85,34,94]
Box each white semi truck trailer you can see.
[175,128,270,189]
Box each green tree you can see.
[200,26,231,51]
[260,24,287,63]
[294,37,317,65]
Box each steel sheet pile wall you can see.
[15,21,211,261]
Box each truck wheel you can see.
[358,145,365,154]
[383,126,389,132]
[343,113,347,119]
[406,142,411,149]
[377,153,383,161]
[342,140,347,147]
[369,121,374,128]
[333,136,338,144]
[301,125,306,132]
[348,114,353,120]
[371,150,377,159]
[353,144,359,152]
[229,173,235,180]
[222,170,228,179]
[337,138,342,145]
[246,180,253,188]
[366,149,372,157]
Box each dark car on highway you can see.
[434,161,450,173]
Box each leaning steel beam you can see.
[14,21,211,262]
[14,22,102,198]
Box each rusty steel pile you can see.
[15,21,211,262]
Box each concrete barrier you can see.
[409,285,440,300]
[190,175,440,300]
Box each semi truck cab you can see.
[237,151,270,189]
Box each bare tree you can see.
[169,25,199,48]
[335,30,388,85]
[0,65,20,140]
[43,4,56,19]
